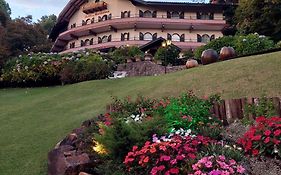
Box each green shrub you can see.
[244,96,277,118]
[194,36,235,59]
[156,93,219,131]
[109,46,144,64]
[276,41,281,48]
[154,45,180,66]
[194,34,275,59]
[182,49,194,59]
[95,114,168,161]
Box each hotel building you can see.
[50,0,234,53]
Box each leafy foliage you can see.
[244,96,277,118]
[154,45,180,66]
[194,34,275,59]
[0,51,114,87]
[95,114,168,161]
[235,0,281,42]
[109,46,144,64]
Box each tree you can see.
[235,0,281,42]
[0,0,11,18]
[37,14,57,34]
[154,45,180,66]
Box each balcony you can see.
[53,37,205,53]
[82,1,107,14]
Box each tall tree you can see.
[235,0,281,42]
[0,0,11,18]
[37,14,57,35]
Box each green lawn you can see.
[1,51,281,175]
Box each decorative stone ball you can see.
[186,59,199,69]
[201,49,219,65]
[220,47,236,61]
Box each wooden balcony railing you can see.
[82,1,107,14]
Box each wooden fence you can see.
[211,97,281,125]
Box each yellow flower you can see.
[93,140,108,155]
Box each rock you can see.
[59,133,78,146]
[48,145,92,175]
[186,59,199,69]
[79,172,92,175]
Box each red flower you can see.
[274,129,281,136]
[264,130,271,136]
[169,168,179,174]
[251,135,262,141]
[252,149,259,156]
[264,137,270,144]
[273,138,281,145]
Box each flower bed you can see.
[48,94,281,175]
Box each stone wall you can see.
[117,61,186,77]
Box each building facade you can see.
[50,0,233,53]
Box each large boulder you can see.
[48,145,92,175]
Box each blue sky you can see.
[7,0,208,21]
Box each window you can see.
[202,34,210,43]
[69,42,75,48]
[143,32,153,41]
[172,34,181,42]
[102,36,108,43]
[143,10,152,18]
[171,12,180,19]
[197,12,214,20]
[121,33,130,41]
[70,23,76,28]
[121,11,130,18]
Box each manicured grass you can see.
[0,51,281,175]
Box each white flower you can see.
[44,61,48,65]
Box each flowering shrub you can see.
[0,50,114,87]
[124,135,212,175]
[190,155,246,175]
[237,116,281,157]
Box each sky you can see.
[7,0,208,21]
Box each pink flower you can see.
[229,159,236,165]
[209,170,221,175]
[218,155,226,161]
[237,165,245,174]
[221,171,230,175]
[192,164,199,171]
[205,161,213,168]
[194,170,202,175]
[160,155,171,161]
[170,159,177,165]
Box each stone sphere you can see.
[201,49,219,65]
[220,47,236,61]
[186,59,199,69]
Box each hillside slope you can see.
[0,51,281,175]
